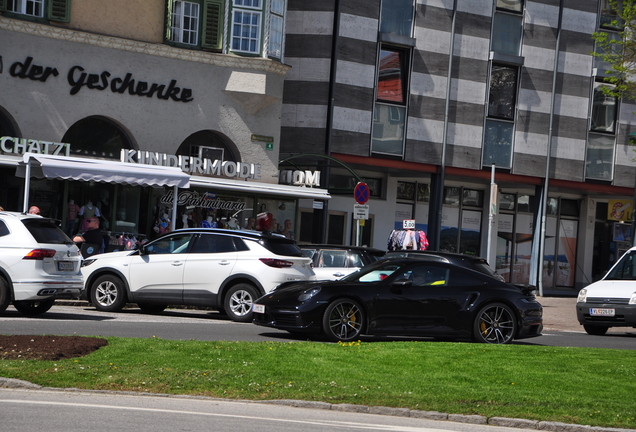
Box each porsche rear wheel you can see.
[473,303,516,344]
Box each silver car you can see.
[0,211,83,315]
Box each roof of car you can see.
[299,244,386,254]
[168,227,294,242]
[385,250,489,263]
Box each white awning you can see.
[190,175,330,200]
[17,154,190,188]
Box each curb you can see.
[1,380,633,431]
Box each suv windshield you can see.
[22,219,72,244]
[605,250,636,280]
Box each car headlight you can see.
[577,289,587,303]
[630,293,636,305]
[298,287,321,301]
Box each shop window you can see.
[165,0,224,51]
[327,212,346,244]
[591,82,617,133]
[1,0,70,22]
[379,0,415,37]
[63,116,133,160]
[417,183,430,203]
[560,199,579,217]
[397,181,416,201]
[330,174,382,198]
[463,189,484,207]
[491,9,523,56]
[585,133,615,180]
[441,186,483,254]
[372,47,410,156]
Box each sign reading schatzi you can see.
[1,136,71,156]
[160,190,247,212]
[121,149,262,180]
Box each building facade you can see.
[281,0,636,293]
[1,0,328,246]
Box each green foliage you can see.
[1,337,636,429]
[592,0,636,98]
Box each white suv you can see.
[80,228,315,322]
[0,211,83,316]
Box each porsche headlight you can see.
[298,287,321,302]
[577,289,587,303]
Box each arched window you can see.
[176,130,240,165]
[62,116,134,160]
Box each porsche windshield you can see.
[341,261,403,283]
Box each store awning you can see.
[17,154,190,188]
[190,175,330,200]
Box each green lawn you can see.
[1,337,635,429]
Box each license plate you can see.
[590,308,615,316]
[57,261,75,271]
[253,304,265,314]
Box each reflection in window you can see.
[600,0,624,29]
[377,50,407,103]
[488,65,518,120]
[496,0,523,12]
[232,10,261,53]
[397,181,416,200]
[585,133,615,180]
[371,104,406,155]
[594,31,622,71]
[492,12,523,56]
[591,82,617,133]
[380,0,415,37]
[482,119,514,168]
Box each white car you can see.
[300,245,385,280]
[0,211,83,316]
[576,246,636,335]
[80,228,315,322]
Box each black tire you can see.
[322,298,364,342]
[138,303,167,314]
[473,302,517,344]
[0,278,10,314]
[584,324,609,336]
[224,283,258,322]
[12,298,55,316]
[90,275,127,312]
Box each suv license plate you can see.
[253,304,265,314]
[57,261,74,271]
[590,308,615,316]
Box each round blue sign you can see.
[354,182,370,204]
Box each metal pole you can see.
[486,164,496,263]
[171,185,178,232]
[22,156,31,213]
[537,0,564,296]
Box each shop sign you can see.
[121,149,262,180]
[0,136,71,156]
[278,170,320,187]
[8,56,193,103]
[160,190,247,212]
[608,199,633,222]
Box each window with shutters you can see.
[1,0,71,22]
[165,0,224,51]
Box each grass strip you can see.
[1,337,635,429]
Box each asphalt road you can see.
[0,296,634,349]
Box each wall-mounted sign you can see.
[608,199,633,222]
[160,190,247,212]
[1,136,71,156]
[251,134,274,142]
[279,170,320,187]
[8,56,193,103]
[121,149,262,180]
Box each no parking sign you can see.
[354,182,370,204]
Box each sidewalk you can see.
[536,296,581,332]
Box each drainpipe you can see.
[537,0,564,296]
[431,0,457,251]
[319,0,341,243]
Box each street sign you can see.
[354,204,369,220]
[354,182,370,204]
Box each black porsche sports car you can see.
[253,257,543,344]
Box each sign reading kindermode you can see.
[121,149,262,180]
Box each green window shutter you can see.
[164,0,174,42]
[201,0,224,51]
[47,0,71,22]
